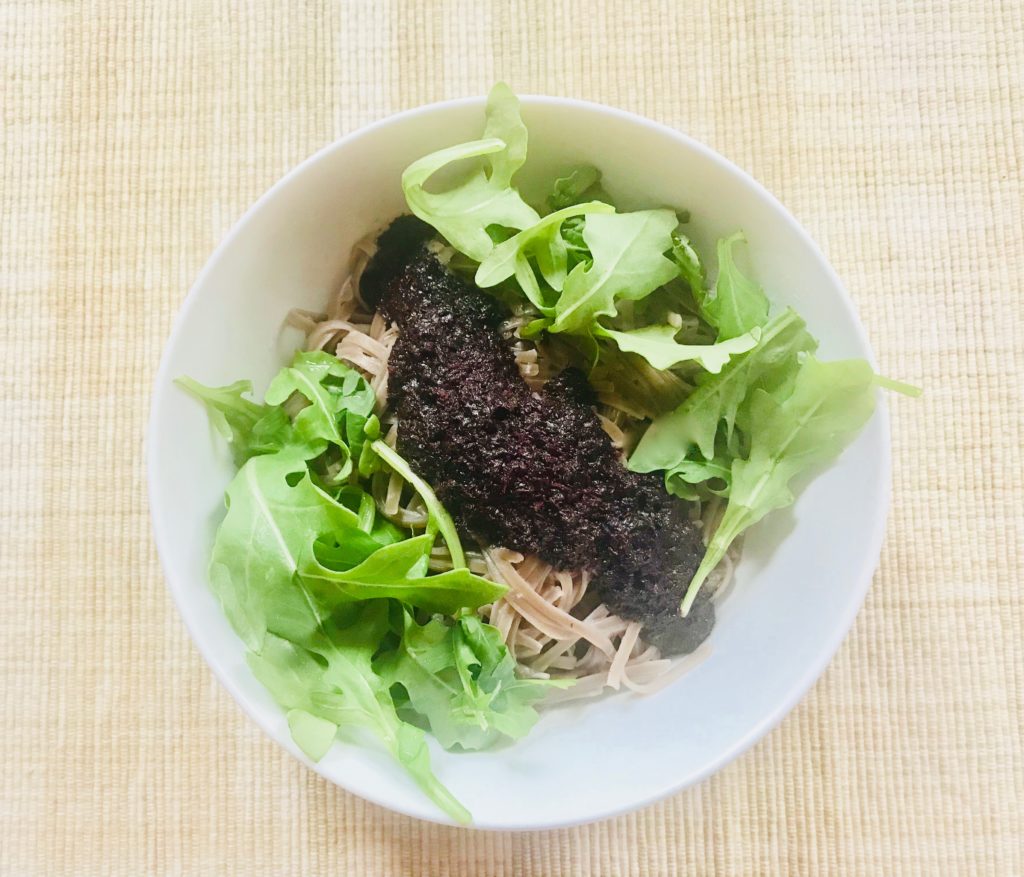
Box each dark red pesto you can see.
[362,217,714,655]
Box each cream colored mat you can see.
[2,1,1021,874]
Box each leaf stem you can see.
[371,440,466,569]
[874,374,923,397]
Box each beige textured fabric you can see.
[2,0,1022,873]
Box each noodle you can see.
[607,621,642,690]
[289,237,739,701]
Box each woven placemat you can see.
[2,1,1021,873]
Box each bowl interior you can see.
[148,97,890,829]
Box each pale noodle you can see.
[289,237,739,700]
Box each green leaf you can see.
[670,230,707,305]
[214,454,473,821]
[331,484,405,545]
[665,456,733,501]
[188,360,482,822]
[629,309,817,471]
[520,317,552,339]
[286,708,339,761]
[371,440,468,569]
[681,356,877,613]
[475,202,615,312]
[248,606,471,824]
[874,374,923,397]
[176,377,291,466]
[265,351,375,452]
[401,83,540,261]
[546,166,610,211]
[702,232,770,340]
[209,452,369,650]
[550,210,680,334]
[379,610,565,751]
[298,535,506,614]
[595,324,760,373]
[309,532,385,572]
[560,215,591,273]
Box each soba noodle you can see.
[288,237,739,698]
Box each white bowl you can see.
[148,96,890,829]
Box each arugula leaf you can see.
[475,202,615,312]
[520,317,553,339]
[702,232,770,340]
[875,374,924,397]
[285,707,339,761]
[176,377,290,465]
[671,230,707,305]
[310,530,388,572]
[209,452,372,650]
[332,484,405,544]
[629,309,817,470]
[546,166,609,211]
[379,610,562,751]
[681,356,877,613]
[550,210,680,334]
[185,352,505,821]
[207,447,474,822]
[299,535,506,614]
[664,456,733,501]
[248,604,471,824]
[265,351,375,453]
[401,83,540,261]
[371,440,468,569]
[560,215,591,273]
[594,324,760,373]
